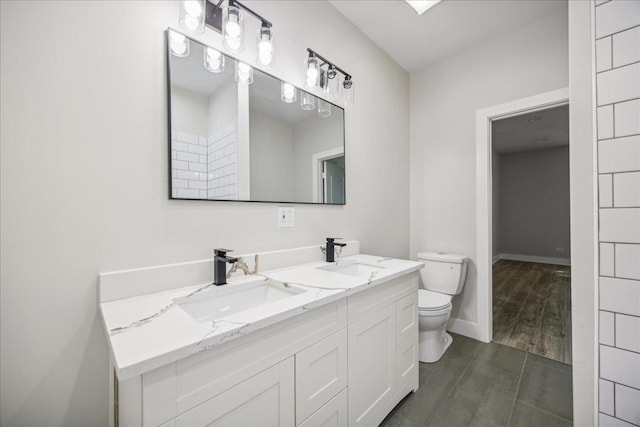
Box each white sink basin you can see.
[318,261,386,278]
[174,280,306,323]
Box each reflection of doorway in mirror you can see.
[323,157,345,204]
[311,147,345,204]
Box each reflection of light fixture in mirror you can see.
[235,61,253,84]
[169,30,190,57]
[179,0,205,34]
[318,99,331,118]
[342,76,354,106]
[301,92,315,110]
[223,4,244,51]
[204,47,225,73]
[305,48,353,106]
[256,25,274,67]
[305,54,319,89]
[281,82,297,103]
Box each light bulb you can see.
[258,38,273,65]
[204,47,224,73]
[306,77,317,89]
[183,0,202,17]
[206,48,221,60]
[179,0,204,34]
[226,18,240,38]
[281,82,296,103]
[235,61,253,84]
[169,31,186,44]
[223,6,244,52]
[168,30,189,57]
[183,16,200,32]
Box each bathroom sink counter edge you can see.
[100,250,423,381]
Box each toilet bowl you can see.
[418,289,453,362]
[417,252,468,363]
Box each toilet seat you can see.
[418,289,452,312]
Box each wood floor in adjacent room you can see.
[492,259,572,365]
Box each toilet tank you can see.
[417,252,468,295]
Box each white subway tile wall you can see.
[171,131,209,199]
[207,121,238,200]
[596,2,640,421]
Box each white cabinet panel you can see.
[298,388,348,427]
[175,357,294,427]
[348,305,396,427]
[397,333,419,393]
[296,329,348,424]
[396,293,418,345]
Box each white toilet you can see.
[417,252,468,363]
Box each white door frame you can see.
[312,147,344,203]
[475,87,569,343]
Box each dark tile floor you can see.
[380,334,573,427]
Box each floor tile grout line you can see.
[425,345,481,425]
[516,399,574,423]
[507,352,528,427]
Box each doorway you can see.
[491,105,571,364]
[475,87,570,353]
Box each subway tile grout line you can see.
[596,59,640,75]
[595,24,640,41]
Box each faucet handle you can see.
[326,237,342,242]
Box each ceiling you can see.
[492,104,569,154]
[329,0,567,72]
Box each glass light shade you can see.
[342,78,354,106]
[204,47,225,73]
[169,30,190,57]
[235,61,253,84]
[318,99,331,118]
[281,82,297,103]
[256,26,274,67]
[301,91,315,110]
[179,0,205,34]
[326,76,339,101]
[305,56,319,89]
[223,6,244,52]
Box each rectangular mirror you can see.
[167,31,346,204]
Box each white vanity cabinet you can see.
[114,272,419,427]
[347,274,419,427]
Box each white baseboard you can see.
[446,317,489,343]
[492,255,501,264]
[498,253,571,266]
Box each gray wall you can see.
[410,9,569,324]
[0,1,410,424]
[498,146,571,260]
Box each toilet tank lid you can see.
[417,252,468,264]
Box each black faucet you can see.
[214,248,238,285]
[325,238,347,262]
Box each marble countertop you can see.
[100,254,423,380]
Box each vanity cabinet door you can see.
[396,333,419,393]
[348,305,397,427]
[296,329,348,424]
[396,292,418,345]
[174,357,294,427]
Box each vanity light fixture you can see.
[178,0,275,66]
[300,91,315,110]
[281,82,297,103]
[169,30,190,57]
[204,47,225,73]
[305,49,354,106]
[235,61,254,84]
